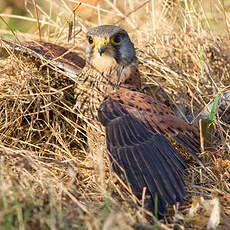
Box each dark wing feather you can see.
[98,94,188,216]
[109,88,200,158]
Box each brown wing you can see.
[1,39,85,79]
[98,88,200,216]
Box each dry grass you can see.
[0,0,230,229]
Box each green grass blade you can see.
[208,92,219,124]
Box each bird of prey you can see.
[1,25,200,217]
[81,25,200,216]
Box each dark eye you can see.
[111,34,122,44]
[88,36,94,45]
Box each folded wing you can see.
[98,88,200,215]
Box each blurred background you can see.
[1,0,230,37]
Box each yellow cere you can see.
[96,40,109,48]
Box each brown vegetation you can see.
[0,0,230,229]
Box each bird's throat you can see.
[91,53,117,72]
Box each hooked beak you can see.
[96,40,108,56]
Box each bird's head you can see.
[85,25,136,71]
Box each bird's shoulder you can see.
[98,87,200,156]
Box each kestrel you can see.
[1,25,200,216]
[83,25,200,216]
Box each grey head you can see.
[85,25,137,68]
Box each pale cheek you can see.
[85,46,93,60]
